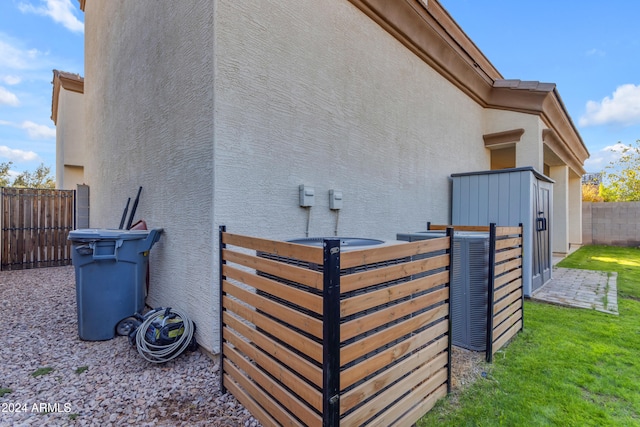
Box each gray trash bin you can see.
[68,228,163,341]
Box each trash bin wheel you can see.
[116,317,142,336]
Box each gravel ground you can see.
[0,265,485,426]
[0,266,256,427]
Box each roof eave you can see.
[347,0,589,173]
[51,69,85,125]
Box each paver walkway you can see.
[531,267,618,315]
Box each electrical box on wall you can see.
[299,185,315,207]
[329,190,343,210]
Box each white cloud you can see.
[0,86,20,106]
[0,145,39,162]
[579,84,640,127]
[18,0,84,33]
[0,120,56,140]
[586,48,605,57]
[583,142,630,172]
[606,142,631,154]
[2,75,22,85]
[20,121,56,139]
[0,36,47,70]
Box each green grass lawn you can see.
[419,245,640,426]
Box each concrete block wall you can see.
[582,202,592,245]
[583,202,640,246]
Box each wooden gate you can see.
[1,188,75,271]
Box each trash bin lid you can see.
[68,228,150,241]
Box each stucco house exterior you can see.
[51,70,85,190]
[75,0,588,353]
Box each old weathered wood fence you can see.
[219,227,453,426]
[1,187,75,271]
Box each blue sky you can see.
[439,0,640,173]
[0,0,83,180]
[1,1,639,179]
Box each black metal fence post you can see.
[322,238,341,426]
[446,227,454,394]
[219,225,227,394]
[486,223,497,363]
[519,222,524,332]
[73,189,77,230]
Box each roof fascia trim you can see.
[347,0,499,105]
[483,128,525,149]
[347,0,589,168]
[51,70,84,125]
[543,128,586,176]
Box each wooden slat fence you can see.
[426,223,524,362]
[1,187,75,271]
[486,224,524,362]
[219,226,453,426]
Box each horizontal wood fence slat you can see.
[220,227,452,426]
[223,363,303,427]
[223,311,322,387]
[340,237,449,269]
[340,305,449,366]
[492,319,523,354]
[340,287,448,341]
[224,343,322,426]
[340,253,449,293]
[223,325,322,407]
[222,295,323,363]
[340,341,448,414]
[223,249,324,290]
[223,373,280,427]
[223,264,323,314]
[487,224,524,362]
[341,358,448,426]
[340,323,448,390]
[426,223,524,362]
[1,187,75,270]
[222,232,324,265]
[426,222,490,232]
[340,270,449,317]
[392,382,448,427]
[223,280,323,339]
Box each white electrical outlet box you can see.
[329,189,343,210]
[299,185,315,207]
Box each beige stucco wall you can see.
[84,1,215,350]
[213,0,489,239]
[483,109,545,171]
[483,108,585,254]
[568,174,582,246]
[55,89,85,189]
[64,165,84,189]
[549,165,569,254]
[211,0,492,352]
[84,0,508,353]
